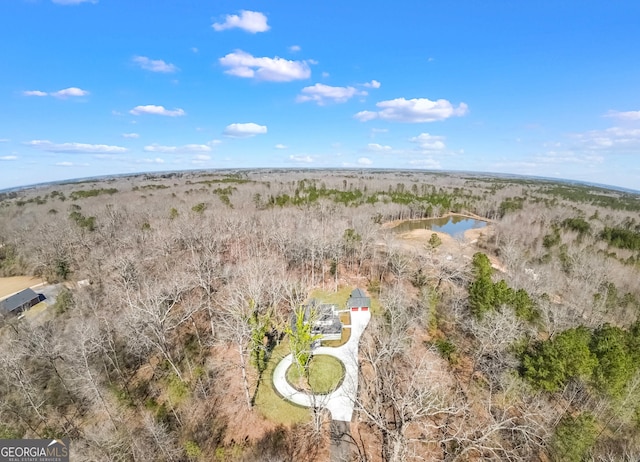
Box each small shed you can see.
[0,288,44,315]
[347,288,370,312]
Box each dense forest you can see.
[1,169,639,461]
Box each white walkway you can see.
[272,310,371,422]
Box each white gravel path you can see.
[272,310,371,422]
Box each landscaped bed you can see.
[286,354,345,394]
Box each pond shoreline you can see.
[381,211,492,230]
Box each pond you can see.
[391,215,487,237]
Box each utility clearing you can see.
[0,276,45,299]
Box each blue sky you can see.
[1,0,640,190]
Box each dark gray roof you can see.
[0,288,39,313]
[347,288,370,308]
[291,300,342,336]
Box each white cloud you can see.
[296,83,366,105]
[354,97,468,123]
[223,123,267,138]
[122,133,140,139]
[366,143,392,152]
[52,87,89,98]
[132,56,178,73]
[289,45,301,53]
[409,133,446,150]
[52,0,97,4]
[274,144,288,149]
[219,50,311,82]
[357,157,372,165]
[0,156,17,161]
[130,105,186,117]
[289,155,314,163]
[604,110,640,121]
[212,10,270,33]
[0,139,9,142]
[143,144,212,153]
[191,47,199,54]
[322,72,330,78]
[137,158,165,164]
[26,140,127,154]
[362,80,381,89]
[23,90,48,97]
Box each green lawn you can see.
[310,285,381,315]
[310,286,354,306]
[254,340,309,425]
[286,355,345,394]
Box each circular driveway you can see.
[272,310,371,422]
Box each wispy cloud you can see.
[122,133,140,139]
[26,140,127,154]
[52,87,89,98]
[296,83,366,105]
[223,123,267,138]
[571,126,640,151]
[0,155,18,161]
[604,110,640,121]
[137,158,165,164]
[219,50,311,82]
[132,56,179,73]
[409,133,446,151]
[23,87,89,98]
[55,161,90,167]
[357,157,373,165]
[192,154,211,164]
[408,158,441,168]
[361,80,381,89]
[143,144,212,153]
[274,143,288,149]
[23,90,48,97]
[130,105,186,117]
[289,155,314,163]
[212,10,270,33]
[289,45,301,53]
[366,143,392,152]
[355,97,468,122]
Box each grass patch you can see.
[254,340,309,425]
[310,285,381,315]
[22,301,49,321]
[322,327,350,347]
[309,285,354,306]
[286,355,345,394]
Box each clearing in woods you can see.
[0,276,45,299]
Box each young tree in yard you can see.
[285,307,321,377]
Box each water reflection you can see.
[391,215,487,237]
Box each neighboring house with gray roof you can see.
[0,288,44,315]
